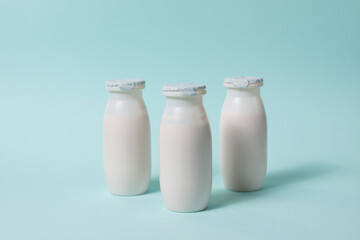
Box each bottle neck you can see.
[108,89,143,101]
[226,87,260,98]
[165,95,203,107]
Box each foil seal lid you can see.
[224,76,263,88]
[162,83,206,97]
[106,79,145,91]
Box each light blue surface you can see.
[1,0,360,239]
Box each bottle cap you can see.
[224,76,263,88]
[162,83,206,97]
[106,79,145,91]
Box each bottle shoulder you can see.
[105,98,148,115]
[161,105,210,125]
[221,96,266,115]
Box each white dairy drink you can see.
[159,83,212,212]
[103,79,151,195]
[220,76,267,191]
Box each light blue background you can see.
[1,0,360,239]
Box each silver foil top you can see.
[106,79,145,91]
[224,76,263,88]
[162,83,206,96]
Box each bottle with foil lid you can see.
[220,76,267,191]
[103,79,151,195]
[159,83,212,212]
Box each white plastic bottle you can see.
[159,83,212,212]
[220,76,267,191]
[103,79,151,195]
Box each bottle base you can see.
[109,189,148,196]
[225,185,263,192]
[165,205,208,213]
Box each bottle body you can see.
[220,87,267,191]
[103,89,151,195]
[159,96,212,212]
